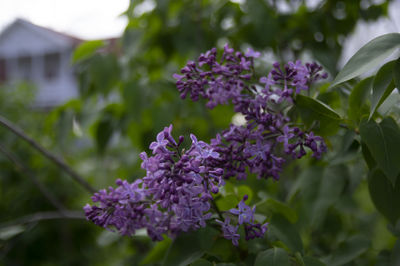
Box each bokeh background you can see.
[0,0,399,265]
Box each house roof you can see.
[0,18,84,49]
[0,18,121,57]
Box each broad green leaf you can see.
[269,214,303,254]
[216,194,238,211]
[95,115,114,154]
[323,235,370,266]
[191,258,213,266]
[391,240,400,266]
[311,165,347,226]
[236,185,253,203]
[256,198,297,223]
[72,40,105,63]
[348,77,373,122]
[387,220,400,237]
[331,33,400,88]
[163,235,203,266]
[376,250,391,266]
[368,168,400,225]
[254,247,290,266]
[140,238,172,265]
[370,61,396,118]
[394,57,400,92]
[361,142,377,170]
[303,256,326,266]
[296,94,342,136]
[360,117,400,186]
[163,227,218,266]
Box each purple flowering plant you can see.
[84,44,328,246]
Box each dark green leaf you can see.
[256,198,297,223]
[254,247,290,266]
[72,40,105,63]
[360,117,400,186]
[394,57,400,92]
[391,240,400,266]
[236,185,253,203]
[368,168,400,225]
[311,165,347,226]
[303,256,326,266]
[348,77,373,122]
[361,142,377,169]
[191,258,213,266]
[95,116,114,154]
[269,214,303,254]
[331,33,400,88]
[140,238,172,265]
[370,61,396,118]
[163,227,218,266]
[216,194,238,211]
[324,235,370,266]
[296,94,341,136]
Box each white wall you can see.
[0,21,79,107]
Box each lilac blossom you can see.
[217,195,267,245]
[174,45,328,181]
[85,125,224,241]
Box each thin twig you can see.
[0,143,67,212]
[0,211,85,228]
[0,115,95,193]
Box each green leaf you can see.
[360,117,400,186]
[331,33,400,88]
[216,194,238,211]
[72,40,105,63]
[256,198,298,223]
[95,115,114,154]
[311,165,347,226]
[370,61,396,118]
[361,142,377,170]
[348,77,373,122]
[394,57,400,92]
[323,235,370,266]
[254,247,291,266]
[191,258,213,266]
[269,214,303,254]
[163,235,203,266]
[368,168,400,225]
[140,238,172,265]
[296,94,342,136]
[303,256,326,266]
[236,185,253,203]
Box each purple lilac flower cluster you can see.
[85,46,328,247]
[84,125,224,241]
[174,45,328,181]
[217,195,268,246]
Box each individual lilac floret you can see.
[84,125,224,241]
[218,195,267,245]
[229,195,255,225]
[216,217,241,246]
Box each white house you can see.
[0,18,82,107]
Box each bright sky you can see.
[0,0,398,62]
[0,0,128,40]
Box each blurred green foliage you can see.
[0,0,398,265]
